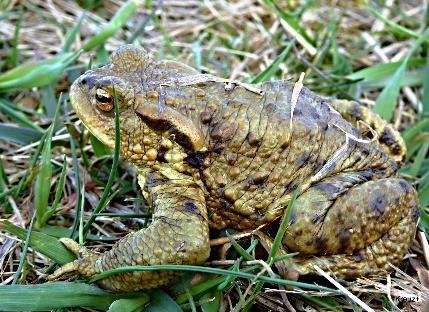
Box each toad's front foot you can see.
[48,238,100,281]
[48,169,210,292]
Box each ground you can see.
[0,0,428,311]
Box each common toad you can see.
[49,45,419,292]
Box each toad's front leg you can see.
[49,169,210,292]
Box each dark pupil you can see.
[96,93,111,103]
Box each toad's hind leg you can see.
[285,206,417,279]
[330,99,406,163]
[281,176,418,279]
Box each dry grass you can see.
[0,0,428,311]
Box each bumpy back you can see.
[160,79,398,230]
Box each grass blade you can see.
[0,99,43,132]
[423,46,429,115]
[7,6,22,67]
[145,289,182,312]
[69,135,83,240]
[263,0,314,46]
[217,239,259,292]
[0,220,75,264]
[34,95,62,228]
[373,62,406,120]
[0,159,11,212]
[403,117,429,144]
[346,58,424,83]
[192,32,208,71]
[185,288,197,312]
[176,276,226,305]
[268,185,300,264]
[300,293,341,311]
[40,157,68,226]
[12,212,36,284]
[251,39,295,83]
[34,138,53,228]
[0,52,80,91]
[419,209,429,236]
[108,295,150,312]
[11,131,49,198]
[226,231,254,261]
[358,68,424,89]
[40,85,57,118]
[200,291,221,312]
[367,3,419,39]
[419,183,429,209]
[89,265,338,293]
[0,53,73,83]
[238,185,301,311]
[82,0,140,51]
[374,28,429,120]
[90,134,111,157]
[0,282,137,311]
[0,124,43,144]
[63,12,85,52]
[409,141,429,177]
[40,225,116,241]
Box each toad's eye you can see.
[95,89,113,111]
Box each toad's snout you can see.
[76,70,97,89]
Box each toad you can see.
[49,45,419,292]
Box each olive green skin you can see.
[49,45,418,292]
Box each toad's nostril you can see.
[79,74,96,89]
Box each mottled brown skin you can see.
[49,45,419,292]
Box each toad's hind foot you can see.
[330,99,406,163]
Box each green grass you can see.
[0,0,428,311]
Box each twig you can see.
[279,19,316,56]
[419,231,429,269]
[314,265,375,312]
